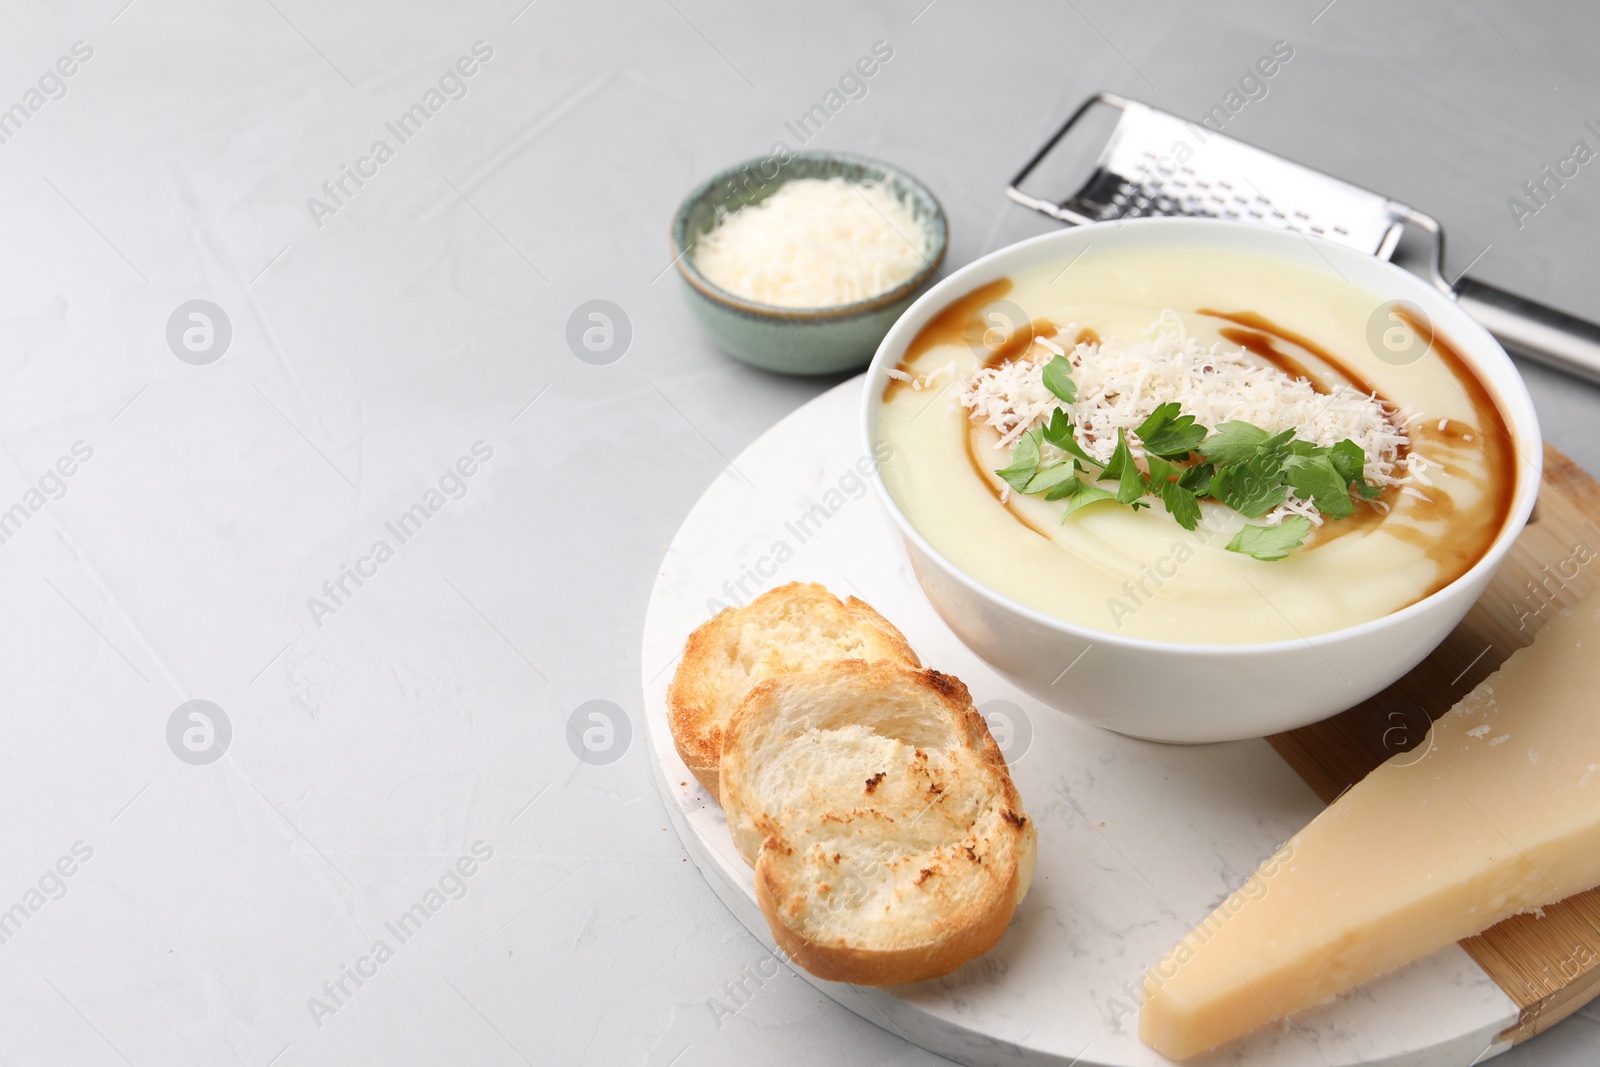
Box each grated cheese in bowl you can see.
[959,310,1425,526]
[692,177,932,309]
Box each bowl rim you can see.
[670,150,950,322]
[861,216,1544,657]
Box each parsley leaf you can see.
[1283,453,1354,520]
[1330,438,1383,499]
[1041,409,1101,470]
[1285,440,1324,459]
[1260,428,1298,456]
[1226,516,1313,561]
[1199,422,1272,467]
[1043,474,1085,501]
[1134,402,1208,459]
[1209,454,1288,518]
[1328,439,1364,483]
[1098,429,1147,504]
[1022,461,1079,496]
[1116,463,1146,506]
[1158,479,1203,530]
[1058,479,1117,516]
[1144,454,1176,484]
[1145,454,1203,530]
[994,429,1041,492]
[1099,427,1133,482]
[1178,461,1215,494]
[1042,356,1077,404]
[1200,422,1295,468]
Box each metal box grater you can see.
[1007,92,1600,384]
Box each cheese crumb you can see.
[1466,725,1492,739]
[693,177,932,308]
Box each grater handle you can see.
[1454,277,1600,386]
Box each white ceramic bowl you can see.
[862,218,1542,744]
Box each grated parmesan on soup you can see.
[958,310,1430,525]
[692,177,932,308]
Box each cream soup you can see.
[874,246,1516,644]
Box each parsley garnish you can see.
[1099,429,1148,506]
[990,379,1391,559]
[994,429,1042,493]
[1331,438,1383,499]
[1133,402,1207,460]
[1057,478,1117,516]
[1283,453,1354,520]
[1199,422,1294,467]
[1042,356,1077,404]
[1042,409,1101,469]
[1209,453,1289,518]
[1147,456,1203,531]
[1022,461,1080,496]
[1159,480,1203,530]
[1226,516,1313,561]
[1177,461,1215,494]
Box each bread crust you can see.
[722,661,1037,986]
[755,849,1022,986]
[666,582,919,802]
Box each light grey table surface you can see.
[1,1,1598,1065]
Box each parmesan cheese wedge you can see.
[1139,593,1600,1060]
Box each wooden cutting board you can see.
[1269,442,1600,1046]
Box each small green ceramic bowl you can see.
[671,151,948,376]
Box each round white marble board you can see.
[640,375,1521,1067]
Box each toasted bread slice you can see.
[720,661,1036,986]
[667,583,919,802]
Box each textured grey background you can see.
[0,0,1597,1064]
